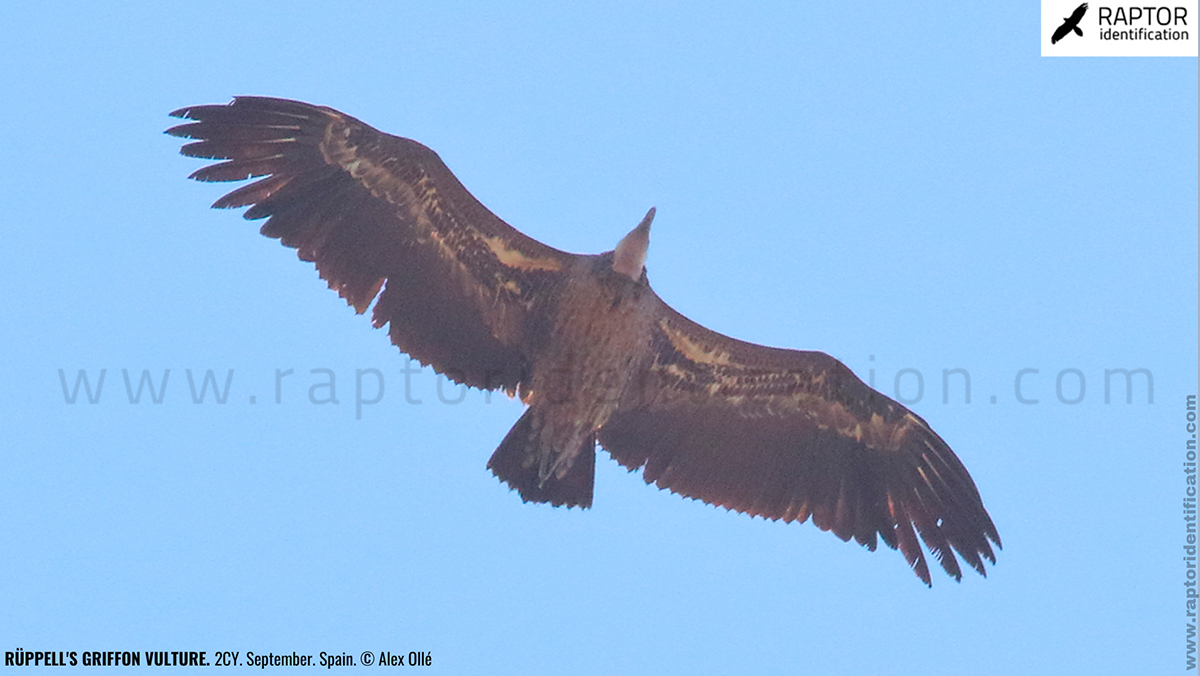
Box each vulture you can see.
[167,97,1000,585]
[1052,3,1089,44]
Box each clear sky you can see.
[2,2,1196,674]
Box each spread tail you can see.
[487,409,595,508]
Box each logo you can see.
[1041,0,1198,56]
[1052,3,1090,43]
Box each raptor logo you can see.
[1052,2,1090,43]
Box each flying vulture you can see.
[167,97,1000,585]
[1052,3,1088,44]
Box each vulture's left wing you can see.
[598,300,1000,585]
[168,97,576,393]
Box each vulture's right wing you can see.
[168,97,577,393]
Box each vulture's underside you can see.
[168,97,1001,585]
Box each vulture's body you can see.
[168,97,1000,585]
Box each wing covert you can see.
[168,97,576,392]
[599,301,1000,585]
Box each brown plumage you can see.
[167,96,1000,585]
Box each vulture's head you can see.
[611,207,655,281]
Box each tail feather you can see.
[488,410,595,508]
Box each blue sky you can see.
[1,2,1196,674]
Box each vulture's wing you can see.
[598,300,1000,585]
[168,97,575,392]
[1052,22,1072,43]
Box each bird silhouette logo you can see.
[1052,3,1089,44]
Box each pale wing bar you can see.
[599,306,1000,585]
[168,97,574,392]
